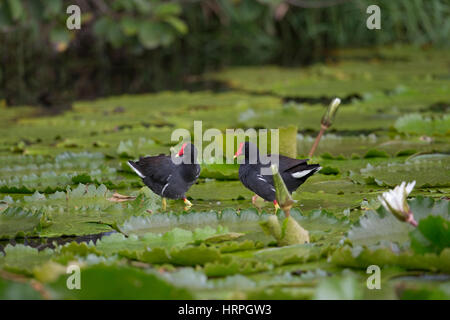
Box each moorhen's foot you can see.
[252,194,259,205]
[183,197,192,208]
[273,200,280,211]
[108,193,136,202]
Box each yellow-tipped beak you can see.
[183,198,192,207]
[175,154,180,158]
[233,154,237,159]
[274,202,281,211]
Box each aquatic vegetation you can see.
[0,47,449,299]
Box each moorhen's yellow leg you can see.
[162,197,167,211]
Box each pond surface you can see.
[0,46,449,299]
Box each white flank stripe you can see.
[127,161,145,178]
[257,175,267,183]
[292,168,316,179]
[291,166,322,178]
[161,183,169,196]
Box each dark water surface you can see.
[0,232,115,254]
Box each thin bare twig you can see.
[308,123,328,158]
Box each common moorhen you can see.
[234,142,321,209]
[127,142,200,210]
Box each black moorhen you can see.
[127,142,200,210]
[234,142,321,209]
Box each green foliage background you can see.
[0,0,449,105]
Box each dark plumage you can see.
[127,143,200,207]
[235,142,321,204]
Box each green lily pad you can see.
[0,207,42,239]
[332,246,450,273]
[315,274,363,300]
[1,184,162,238]
[135,244,221,266]
[0,245,54,275]
[395,113,450,136]
[355,154,450,187]
[410,216,450,255]
[48,264,193,299]
[203,256,271,277]
[95,225,231,256]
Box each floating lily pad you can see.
[187,180,252,201]
[355,154,450,187]
[47,264,193,299]
[0,245,54,275]
[332,246,450,273]
[0,207,42,239]
[1,184,160,238]
[410,216,450,255]
[395,114,450,136]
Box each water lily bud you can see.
[378,181,418,227]
[321,98,341,127]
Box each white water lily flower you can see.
[378,181,417,227]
